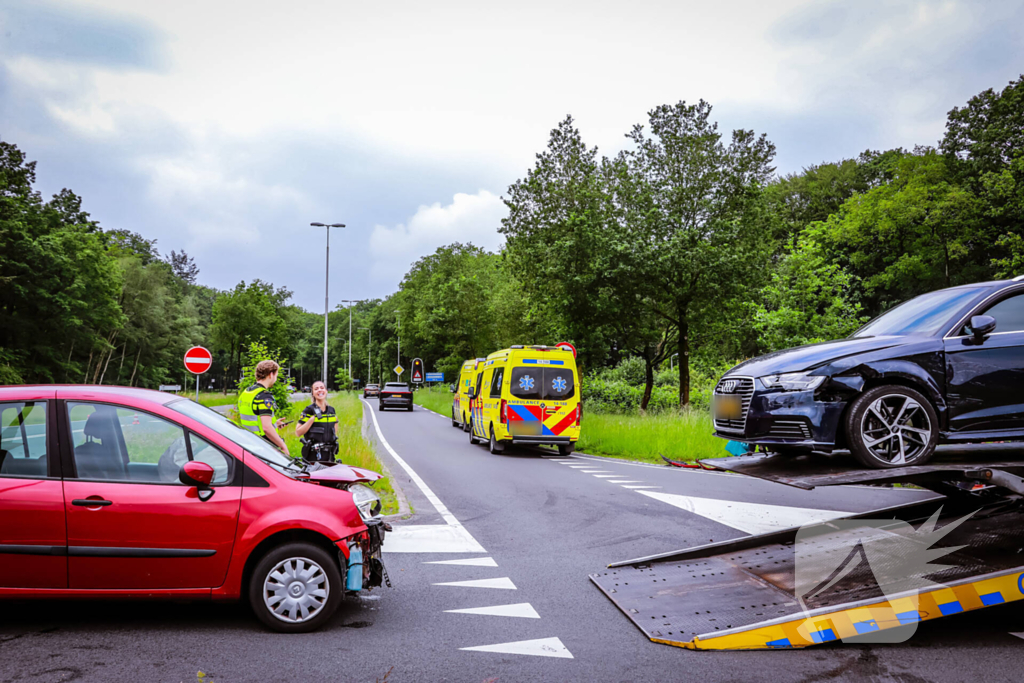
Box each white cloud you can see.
[368,190,507,282]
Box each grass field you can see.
[178,391,237,408]
[413,385,724,464]
[577,410,725,464]
[413,386,454,417]
[281,393,399,515]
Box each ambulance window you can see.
[509,367,543,400]
[489,368,504,398]
[474,373,484,398]
[546,368,575,400]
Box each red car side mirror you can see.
[179,461,215,488]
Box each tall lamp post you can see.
[310,222,346,385]
[340,299,361,386]
[360,327,371,385]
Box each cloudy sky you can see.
[2,0,1023,310]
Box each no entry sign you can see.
[184,346,213,375]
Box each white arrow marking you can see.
[461,637,573,658]
[636,490,854,535]
[434,577,517,590]
[424,557,498,567]
[445,602,540,618]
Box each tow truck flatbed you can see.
[698,443,1024,490]
[591,445,1024,650]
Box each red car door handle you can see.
[72,498,113,507]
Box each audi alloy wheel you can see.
[846,385,938,469]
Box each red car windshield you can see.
[168,399,303,476]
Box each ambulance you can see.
[466,345,581,455]
[451,357,486,430]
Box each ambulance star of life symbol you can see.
[519,375,535,391]
[793,507,973,644]
[552,376,567,392]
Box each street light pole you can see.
[310,222,346,386]
[340,300,360,385]
[360,327,370,385]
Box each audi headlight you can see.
[349,483,382,520]
[760,371,826,392]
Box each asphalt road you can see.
[3,401,1024,682]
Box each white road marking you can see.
[425,557,498,567]
[434,577,517,590]
[461,637,573,659]
[608,480,641,484]
[445,603,541,618]
[579,470,610,473]
[567,465,590,469]
[363,399,486,554]
[591,475,619,478]
[636,490,854,535]
[1010,632,1024,640]
[385,525,486,553]
[622,485,660,489]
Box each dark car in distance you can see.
[379,383,413,412]
[713,278,1024,468]
[363,384,380,399]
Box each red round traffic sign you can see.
[184,346,213,374]
[555,341,577,358]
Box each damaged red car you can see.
[0,385,389,633]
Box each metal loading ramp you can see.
[592,449,1024,650]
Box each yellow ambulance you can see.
[466,345,581,455]
[451,357,486,430]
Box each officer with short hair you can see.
[295,380,339,463]
[238,359,288,452]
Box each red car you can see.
[0,385,389,633]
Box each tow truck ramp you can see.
[591,449,1024,650]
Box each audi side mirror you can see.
[971,315,996,339]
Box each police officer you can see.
[295,380,339,463]
[238,359,289,452]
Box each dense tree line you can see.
[2,75,1021,410]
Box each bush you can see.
[238,339,291,414]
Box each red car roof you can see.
[0,384,184,410]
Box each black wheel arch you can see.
[831,365,946,448]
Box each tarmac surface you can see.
[3,400,1024,682]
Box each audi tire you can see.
[249,542,343,633]
[846,385,938,469]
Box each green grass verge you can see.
[575,410,726,464]
[178,391,237,408]
[414,386,454,417]
[414,384,727,465]
[281,393,399,515]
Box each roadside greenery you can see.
[413,386,456,416]
[578,412,721,464]
[3,76,1022,449]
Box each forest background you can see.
[2,75,1022,415]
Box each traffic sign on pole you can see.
[184,346,213,374]
[394,364,404,378]
[555,341,577,358]
[184,346,213,402]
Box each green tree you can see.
[617,100,776,406]
[238,339,291,414]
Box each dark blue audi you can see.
[713,278,1024,468]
